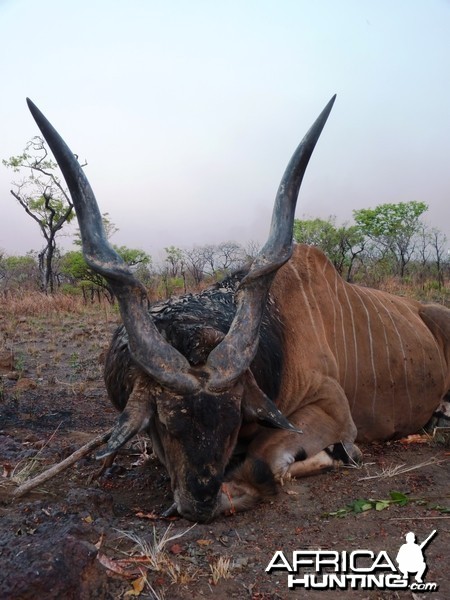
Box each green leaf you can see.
[389,491,410,506]
[351,499,373,513]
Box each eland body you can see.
[27,97,449,522]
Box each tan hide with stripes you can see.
[270,244,449,450]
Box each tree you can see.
[416,223,432,269]
[73,212,118,247]
[195,242,246,278]
[215,241,246,275]
[245,240,261,259]
[60,250,99,299]
[353,201,428,278]
[183,246,207,287]
[61,246,151,302]
[159,246,185,297]
[294,217,338,254]
[333,224,366,282]
[164,246,184,278]
[3,136,79,292]
[67,212,151,300]
[0,253,39,294]
[429,227,447,289]
[293,217,365,280]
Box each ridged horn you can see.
[206,95,336,390]
[26,98,200,394]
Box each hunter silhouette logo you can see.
[396,530,436,583]
[266,529,439,592]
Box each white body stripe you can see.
[271,245,449,442]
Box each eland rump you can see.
[27,97,449,522]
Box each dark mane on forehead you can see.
[106,266,284,407]
[149,268,248,349]
[150,267,284,399]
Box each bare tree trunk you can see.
[46,240,55,293]
[38,248,47,292]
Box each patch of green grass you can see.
[15,351,26,374]
[324,491,450,518]
[69,352,80,371]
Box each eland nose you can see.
[179,505,215,523]
[177,497,217,523]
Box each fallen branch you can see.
[12,428,113,499]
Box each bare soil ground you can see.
[0,307,449,600]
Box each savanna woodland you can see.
[1,137,449,599]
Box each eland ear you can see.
[96,384,154,459]
[241,371,302,434]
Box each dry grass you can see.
[109,525,234,594]
[0,292,117,387]
[115,524,199,587]
[1,424,63,493]
[8,455,47,484]
[0,291,117,319]
[358,455,446,481]
[377,276,450,307]
[209,555,233,585]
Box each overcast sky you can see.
[1,0,449,261]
